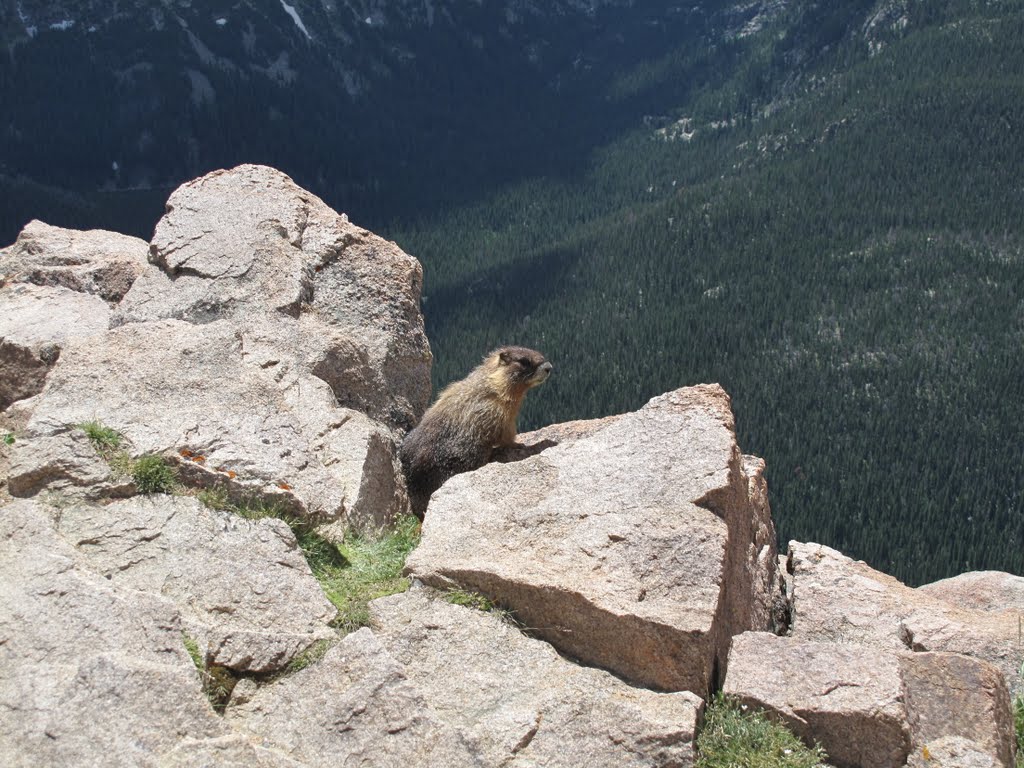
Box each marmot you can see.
[400,346,552,518]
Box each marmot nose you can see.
[540,362,553,373]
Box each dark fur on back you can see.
[400,346,552,518]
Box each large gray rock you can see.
[406,384,782,694]
[226,628,480,767]
[0,219,149,302]
[371,589,703,767]
[3,166,428,531]
[159,736,305,768]
[0,499,229,767]
[786,542,1024,695]
[724,632,910,768]
[114,164,431,431]
[6,423,133,499]
[0,283,110,409]
[918,570,1024,614]
[7,318,407,529]
[724,633,1016,768]
[56,495,337,674]
[901,652,1014,768]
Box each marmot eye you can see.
[519,358,532,368]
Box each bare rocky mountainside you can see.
[1,165,1020,766]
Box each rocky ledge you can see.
[0,165,1019,767]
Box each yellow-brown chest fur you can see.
[432,362,528,449]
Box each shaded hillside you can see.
[392,0,1024,585]
[0,0,773,242]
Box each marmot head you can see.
[494,346,553,390]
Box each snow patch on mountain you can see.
[279,0,312,40]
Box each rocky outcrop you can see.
[370,589,703,767]
[724,632,1015,768]
[0,219,150,302]
[113,164,431,431]
[786,542,1024,696]
[406,384,783,695]
[2,165,1019,767]
[56,496,337,674]
[5,164,429,531]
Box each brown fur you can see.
[400,346,552,518]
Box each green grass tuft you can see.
[182,632,236,713]
[2,432,14,446]
[697,694,828,768]
[283,638,334,675]
[77,421,123,454]
[182,632,204,670]
[197,488,286,521]
[302,515,421,634]
[131,454,178,494]
[1014,690,1024,768]
[445,588,497,612]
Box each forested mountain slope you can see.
[392,0,1024,584]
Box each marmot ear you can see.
[498,350,512,365]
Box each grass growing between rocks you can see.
[196,488,284,520]
[444,588,497,612]
[78,420,123,454]
[197,489,421,635]
[1015,689,1024,768]
[77,422,179,495]
[282,638,334,675]
[443,587,523,628]
[696,694,828,768]
[182,632,236,713]
[312,515,422,634]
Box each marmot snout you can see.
[400,346,552,518]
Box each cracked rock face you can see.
[406,384,783,695]
[4,165,429,530]
[786,541,1024,696]
[114,164,431,431]
[0,499,229,767]
[370,589,703,767]
[56,495,337,674]
[724,632,1015,768]
[0,219,150,303]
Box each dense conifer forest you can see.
[389,0,1024,584]
[2,0,1022,584]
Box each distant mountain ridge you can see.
[1,0,786,239]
